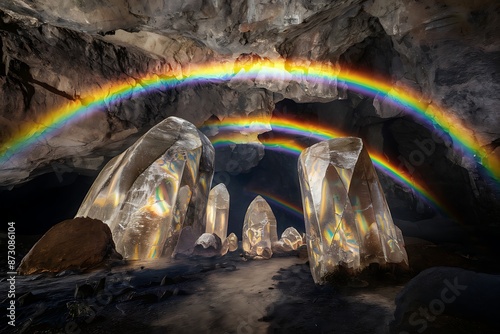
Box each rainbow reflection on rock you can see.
[298,137,408,284]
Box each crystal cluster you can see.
[76,116,214,260]
[298,137,408,283]
[205,183,230,242]
[242,196,278,259]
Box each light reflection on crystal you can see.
[221,232,238,255]
[205,183,230,242]
[76,117,214,260]
[242,196,278,259]
[298,137,408,283]
[273,227,304,253]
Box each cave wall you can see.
[0,0,499,222]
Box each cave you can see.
[1,1,499,333]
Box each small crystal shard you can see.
[298,137,408,284]
[205,183,230,242]
[221,232,238,256]
[242,196,278,259]
[273,227,304,253]
[76,116,214,260]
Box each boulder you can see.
[18,217,122,275]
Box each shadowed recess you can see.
[207,117,455,218]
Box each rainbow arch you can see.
[207,117,452,216]
[0,59,498,214]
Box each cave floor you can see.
[2,250,404,334]
[2,228,499,334]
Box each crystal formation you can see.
[298,137,408,283]
[76,116,214,260]
[242,196,278,259]
[273,227,304,253]
[221,232,238,256]
[205,183,230,242]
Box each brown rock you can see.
[17,217,122,275]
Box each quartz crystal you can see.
[205,183,230,242]
[273,227,304,253]
[242,196,278,259]
[76,116,214,260]
[298,137,408,283]
[221,232,238,256]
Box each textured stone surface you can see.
[18,217,122,275]
[298,137,408,283]
[193,233,222,257]
[76,116,214,260]
[392,267,500,332]
[242,195,278,259]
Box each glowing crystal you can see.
[76,117,214,260]
[242,196,278,259]
[273,227,304,253]
[221,232,238,256]
[205,183,230,242]
[298,137,408,283]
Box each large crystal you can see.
[184,130,215,235]
[205,183,230,242]
[242,196,278,259]
[298,137,408,284]
[76,116,214,260]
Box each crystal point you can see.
[221,232,238,256]
[205,183,230,242]
[298,137,408,283]
[76,116,214,260]
[242,196,278,259]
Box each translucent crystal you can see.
[205,183,230,242]
[76,116,214,260]
[242,196,278,259]
[281,227,303,250]
[221,232,238,256]
[298,137,408,283]
[184,131,215,235]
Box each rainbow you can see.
[207,117,452,216]
[0,59,498,205]
[246,189,303,219]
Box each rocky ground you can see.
[1,229,499,334]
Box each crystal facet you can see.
[242,196,278,259]
[205,183,230,242]
[298,137,408,283]
[273,227,304,253]
[76,116,214,260]
[221,232,238,255]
